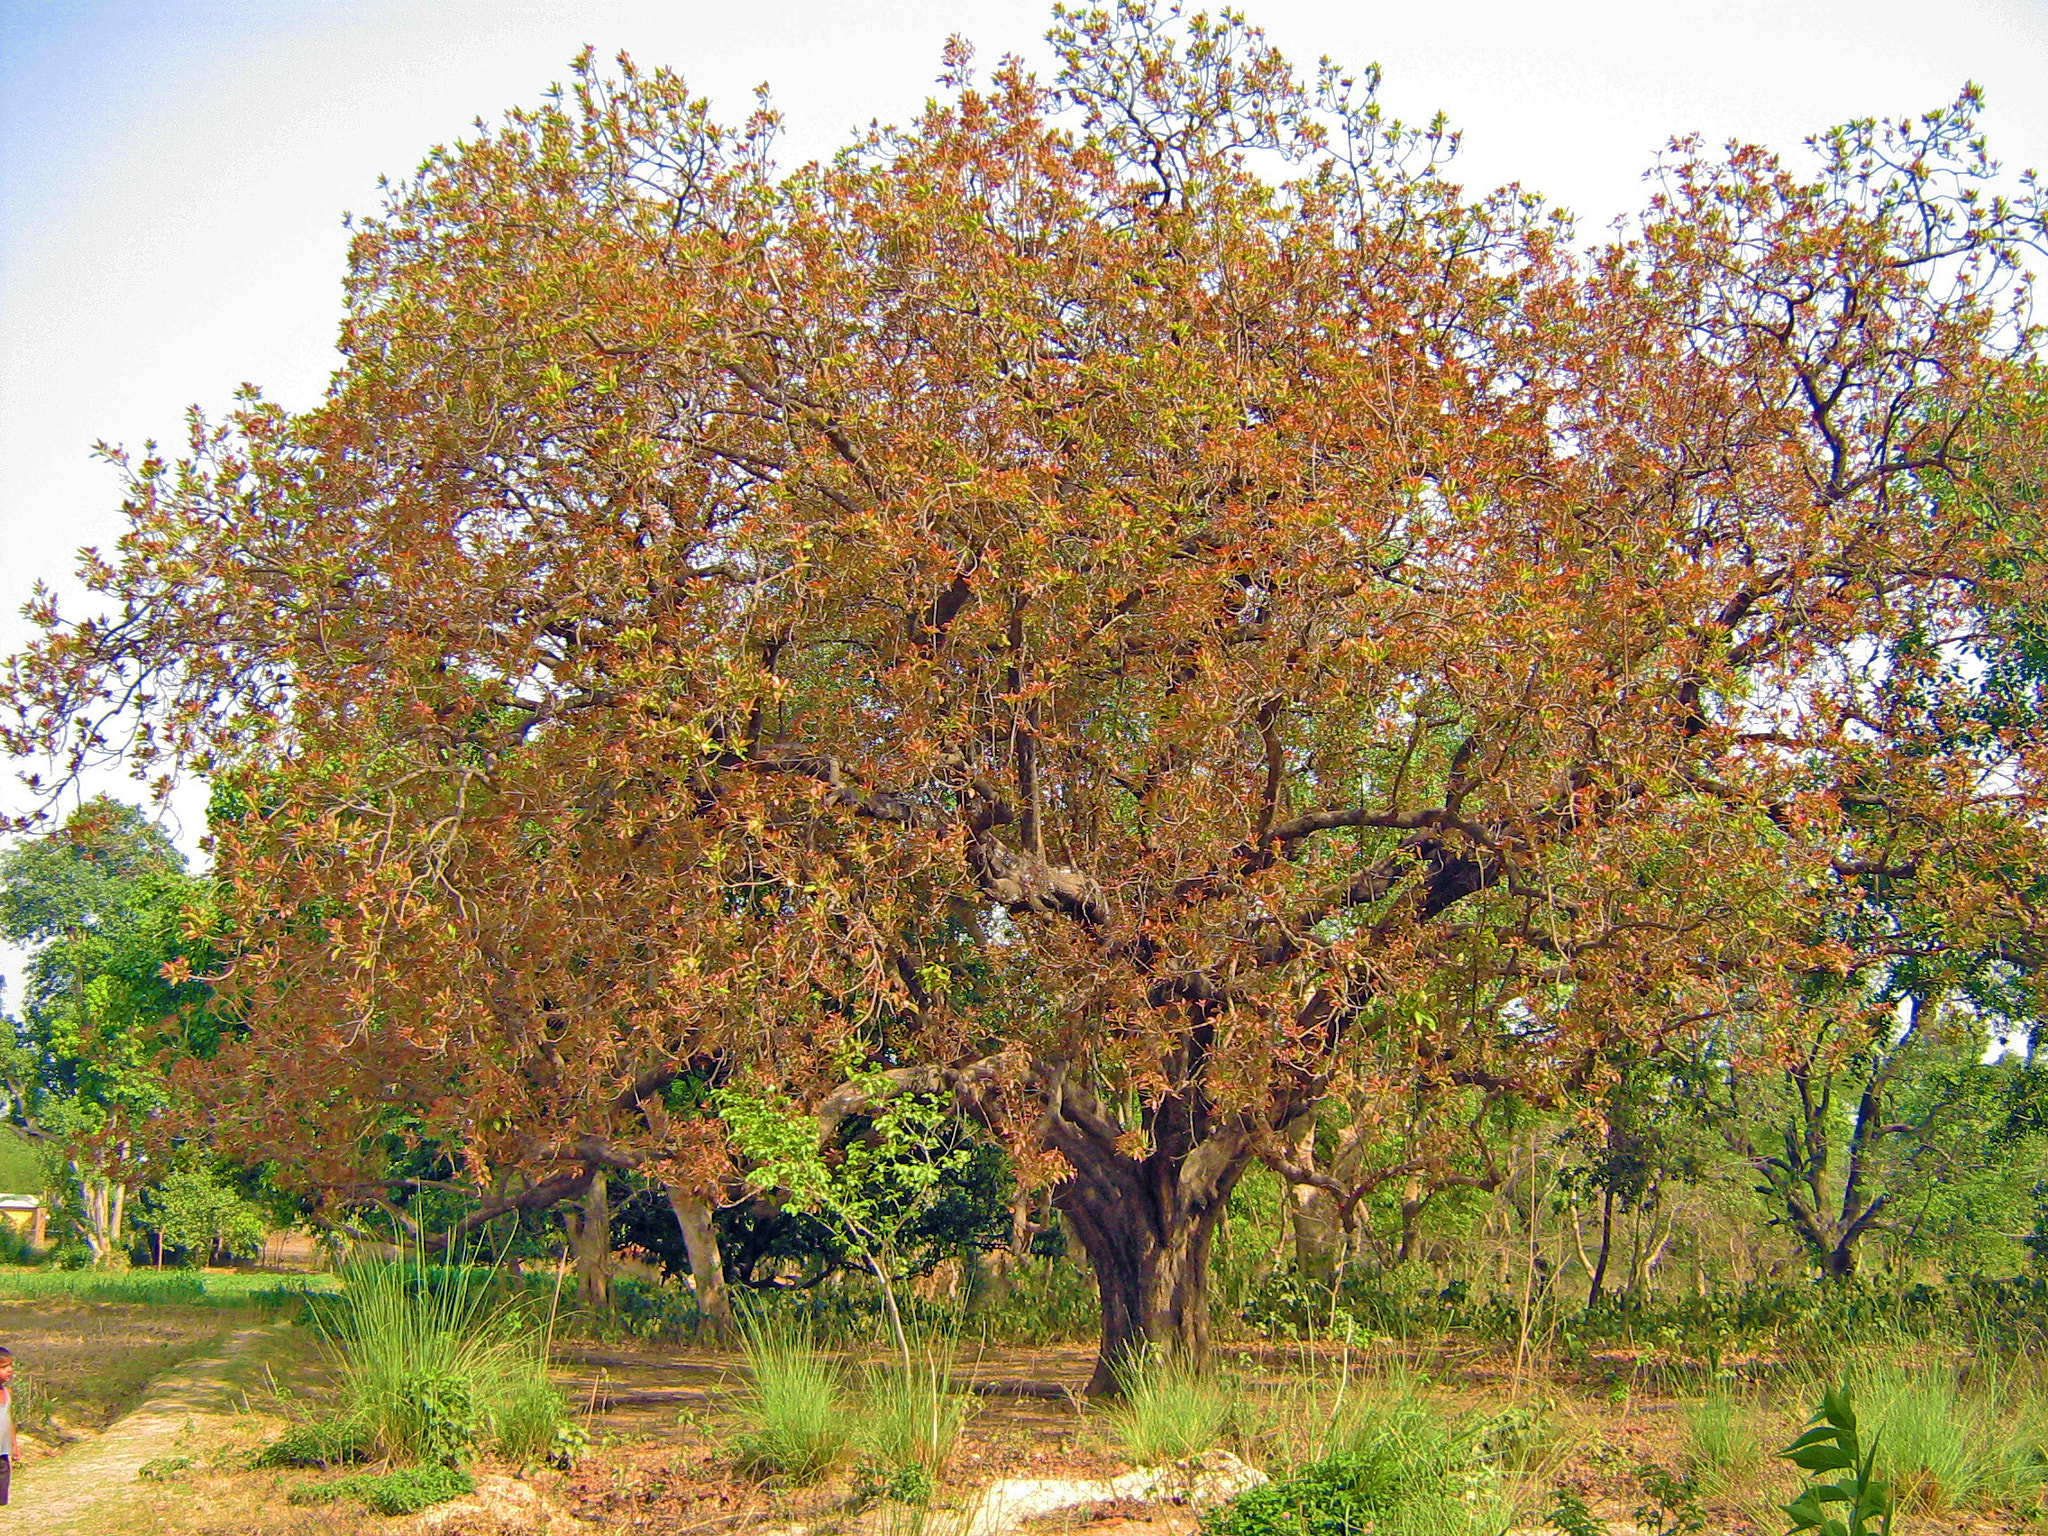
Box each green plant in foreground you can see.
[320,1251,569,1466]
[1550,1488,1609,1536]
[731,1316,852,1483]
[1108,1352,1233,1466]
[860,1343,970,1478]
[288,1464,476,1516]
[1778,1385,1892,1536]
[251,1418,372,1469]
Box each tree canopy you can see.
[6,3,2048,1382]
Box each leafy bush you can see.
[140,1169,269,1262]
[251,1417,372,1469]
[1206,1447,1428,1536]
[1212,1376,1504,1536]
[290,1464,475,1516]
[731,1316,851,1483]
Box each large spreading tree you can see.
[8,4,2048,1386]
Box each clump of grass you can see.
[1681,1390,1767,1501]
[320,1251,570,1466]
[1862,1362,2047,1515]
[1107,1351,1234,1466]
[732,1316,852,1483]
[860,1341,971,1479]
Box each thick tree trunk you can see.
[567,1167,614,1312]
[664,1183,735,1343]
[1058,1173,1233,1394]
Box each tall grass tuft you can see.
[1681,1390,1767,1502]
[321,1253,569,1467]
[732,1316,853,1483]
[1107,1351,1233,1466]
[861,1340,971,1479]
[1862,1362,2047,1516]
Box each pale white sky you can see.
[3,0,2047,854]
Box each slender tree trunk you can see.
[1290,1184,1345,1288]
[664,1183,735,1343]
[567,1167,613,1311]
[1586,1186,1615,1307]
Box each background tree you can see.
[138,1166,269,1267]
[0,797,215,1264]
[5,4,2046,1383]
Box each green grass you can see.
[1681,1389,1769,1501]
[732,1316,853,1483]
[859,1341,971,1478]
[0,1266,337,1306]
[1860,1362,2048,1516]
[315,1253,570,1466]
[1106,1352,1235,1466]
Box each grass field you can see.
[0,1268,337,1307]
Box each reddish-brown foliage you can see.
[7,5,2047,1384]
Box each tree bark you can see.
[567,1166,614,1312]
[1586,1186,1615,1307]
[1036,1066,1252,1395]
[664,1182,735,1343]
[1057,1163,1238,1394]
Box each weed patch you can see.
[289,1463,476,1516]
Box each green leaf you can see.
[1784,1427,1842,1453]
[1820,1387,1857,1433]
[1788,1447,1856,1473]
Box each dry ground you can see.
[6,1311,2042,1536]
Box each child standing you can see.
[0,1344,14,1505]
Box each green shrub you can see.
[290,1465,475,1516]
[1205,1447,1420,1536]
[251,1417,372,1469]
[731,1316,852,1483]
[1108,1353,1233,1466]
[1211,1375,1507,1536]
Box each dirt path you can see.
[0,1323,288,1534]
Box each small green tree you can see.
[140,1168,269,1266]
[719,1073,979,1369]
